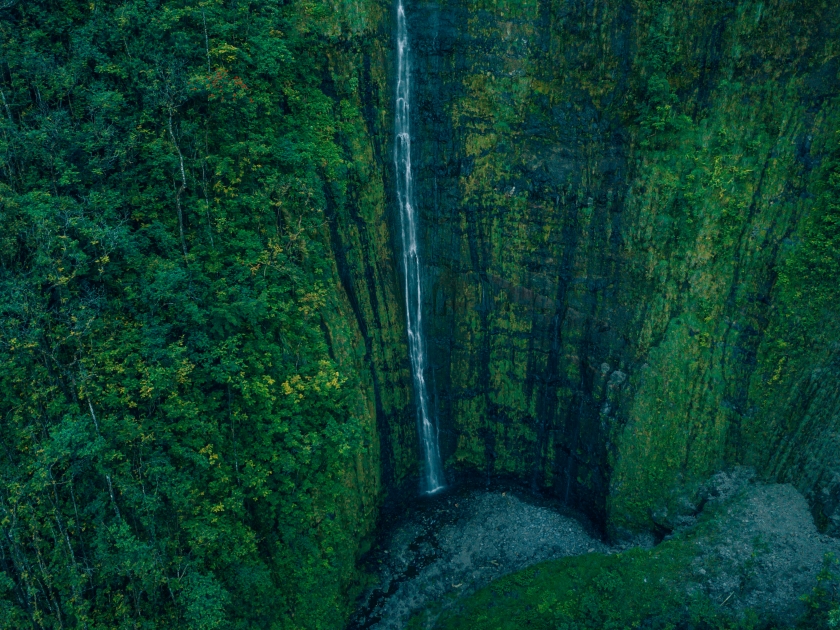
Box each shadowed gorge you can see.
[403,0,840,538]
[0,0,838,628]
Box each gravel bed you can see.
[348,486,606,629]
[348,471,840,629]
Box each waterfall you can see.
[394,0,445,495]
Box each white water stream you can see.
[394,0,445,494]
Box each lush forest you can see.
[0,0,383,627]
[2,0,839,628]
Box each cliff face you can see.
[349,0,840,536]
[322,6,418,491]
[2,0,837,627]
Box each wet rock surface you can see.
[348,485,607,629]
[383,0,840,537]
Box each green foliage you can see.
[408,0,838,538]
[770,122,840,343]
[415,541,759,630]
[0,0,379,627]
[413,515,814,630]
[798,554,840,629]
[632,5,693,148]
[743,102,840,493]
[608,0,839,534]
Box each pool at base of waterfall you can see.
[347,485,609,630]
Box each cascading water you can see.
[394,0,445,495]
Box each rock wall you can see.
[322,14,419,490]
[354,0,840,535]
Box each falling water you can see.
[394,0,445,494]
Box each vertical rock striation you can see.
[377,0,840,536]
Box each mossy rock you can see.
[409,475,840,629]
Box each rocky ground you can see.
[679,469,840,624]
[347,485,608,629]
[349,472,840,629]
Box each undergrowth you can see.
[409,524,837,629]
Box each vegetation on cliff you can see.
[1,0,838,627]
[0,0,390,627]
[405,0,839,537]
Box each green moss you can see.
[408,486,838,630]
[409,526,745,630]
[412,0,839,534]
[743,100,840,525]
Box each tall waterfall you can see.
[394,0,445,494]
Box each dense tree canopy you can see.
[0,0,376,627]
